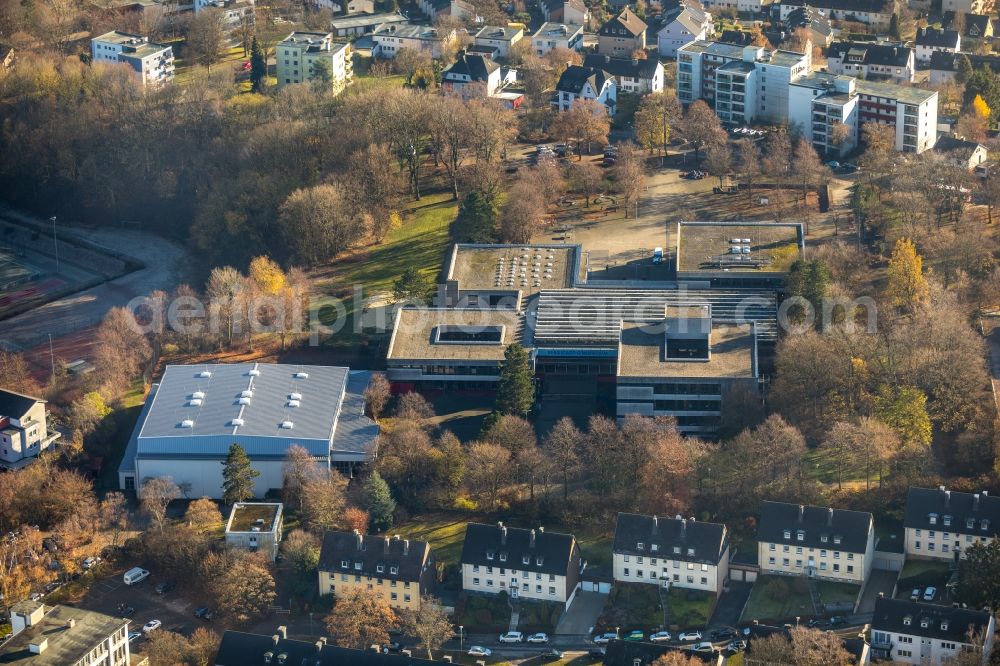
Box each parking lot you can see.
[76,569,210,644]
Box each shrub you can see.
[453,497,477,511]
[473,608,493,625]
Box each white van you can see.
[653,247,663,264]
[123,567,150,585]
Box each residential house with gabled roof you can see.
[460,522,583,606]
[903,486,1000,561]
[930,50,1000,84]
[372,24,458,59]
[944,11,994,39]
[597,8,648,58]
[775,0,897,30]
[871,598,996,665]
[418,0,473,20]
[613,513,730,593]
[933,135,988,171]
[757,500,875,584]
[318,530,436,611]
[540,0,589,27]
[915,27,961,64]
[442,51,502,98]
[584,53,664,94]
[473,25,523,58]
[554,64,617,114]
[782,5,833,48]
[215,628,451,664]
[826,41,915,83]
[0,388,60,470]
[657,4,713,58]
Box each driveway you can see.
[858,569,899,614]
[555,591,607,636]
[710,581,752,629]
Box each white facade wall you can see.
[135,457,290,499]
[462,563,571,604]
[612,550,728,593]
[916,40,959,65]
[758,528,874,584]
[555,79,617,113]
[657,18,712,58]
[702,0,767,13]
[872,618,996,665]
[904,526,995,560]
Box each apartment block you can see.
[757,501,875,584]
[318,531,435,611]
[91,31,174,86]
[276,32,352,91]
[612,513,730,594]
[0,601,131,665]
[788,72,859,157]
[904,486,999,561]
[460,522,582,607]
[872,598,996,665]
[372,24,457,59]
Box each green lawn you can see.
[597,583,663,631]
[317,192,457,349]
[576,531,614,576]
[804,446,870,487]
[394,512,470,567]
[814,580,861,608]
[742,575,815,622]
[897,559,951,596]
[666,588,714,629]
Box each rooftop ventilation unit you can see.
[231,418,245,426]
[192,391,206,400]
[248,369,261,376]
[188,398,203,407]
[289,392,302,401]
[198,371,212,378]
[180,419,194,428]
[241,390,254,398]
[238,397,251,405]
[294,372,309,379]
[287,400,301,408]
[280,421,294,429]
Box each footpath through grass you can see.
[315,192,457,349]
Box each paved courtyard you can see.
[555,590,608,635]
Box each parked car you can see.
[82,556,100,570]
[468,646,492,656]
[539,648,564,661]
[625,630,645,641]
[43,582,60,594]
[154,581,172,595]
[526,633,549,644]
[923,586,937,601]
[194,607,214,620]
[649,631,672,642]
[118,605,135,618]
[589,648,607,658]
[678,631,703,642]
[602,155,617,166]
[726,639,748,653]
[142,620,162,634]
[829,616,846,626]
[554,144,568,157]
[806,618,830,629]
[123,567,149,585]
[711,628,737,641]
[499,631,523,643]
[29,592,43,602]
[381,641,401,654]
[826,161,840,169]
[690,642,716,653]
[593,633,617,645]
[128,631,142,643]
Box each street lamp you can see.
[49,216,59,275]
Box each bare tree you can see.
[569,160,605,206]
[300,472,348,533]
[186,9,227,71]
[364,374,391,420]
[400,596,454,658]
[543,417,581,500]
[680,99,726,164]
[95,307,153,396]
[614,144,645,218]
[465,442,511,509]
[704,141,732,188]
[141,476,181,531]
[282,444,322,511]
[325,589,398,649]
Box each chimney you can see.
[652,515,658,535]
[499,522,507,545]
[604,54,610,63]
[878,592,884,598]
[827,508,834,527]
[945,490,951,508]
[632,58,638,66]
[974,494,981,511]
[681,518,687,538]
[984,491,990,497]
[530,529,536,548]
[404,539,410,556]
[28,639,47,655]
[538,526,544,533]
[315,641,325,653]
[354,529,363,550]
[798,505,805,523]
[384,537,390,553]
[66,618,76,629]
[939,485,946,492]
[277,626,287,640]
[272,635,280,646]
